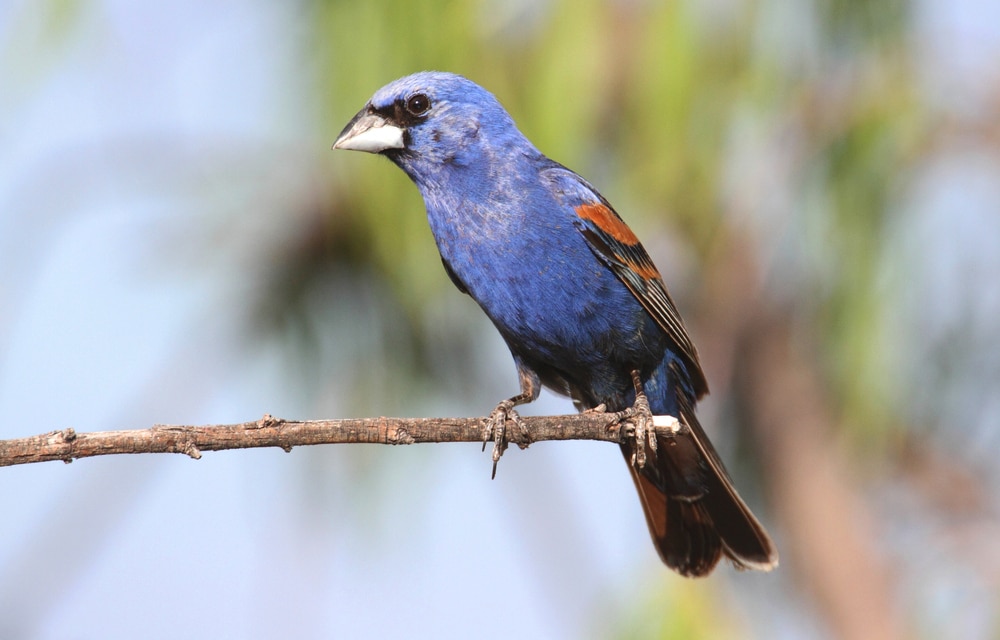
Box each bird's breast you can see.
[427,196,662,369]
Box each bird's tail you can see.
[623,383,778,576]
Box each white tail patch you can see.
[653,415,681,433]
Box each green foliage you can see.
[1,0,88,96]
[616,576,739,640]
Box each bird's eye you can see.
[405,94,431,116]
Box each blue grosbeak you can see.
[334,72,777,576]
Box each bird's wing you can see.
[543,164,708,398]
[440,257,469,295]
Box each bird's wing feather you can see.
[441,257,469,295]
[542,165,708,398]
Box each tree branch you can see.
[0,413,631,468]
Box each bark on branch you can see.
[0,413,632,468]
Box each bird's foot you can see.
[609,394,656,469]
[482,399,529,479]
[607,371,658,469]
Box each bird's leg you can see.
[483,364,539,479]
[608,370,657,469]
[483,394,528,478]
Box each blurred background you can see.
[1,0,999,638]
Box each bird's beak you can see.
[332,108,405,153]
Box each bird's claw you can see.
[607,376,657,469]
[483,400,528,479]
[611,394,656,469]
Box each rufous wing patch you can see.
[576,203,661,281]
[575,203,640,244]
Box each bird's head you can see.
[333,72,529,182]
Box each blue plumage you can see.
[334,71,776,576]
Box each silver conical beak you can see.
[332,109,405,153]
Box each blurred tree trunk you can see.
[702,237,904,640]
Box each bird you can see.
[333,71,777,576]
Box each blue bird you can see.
[333,72,777,576]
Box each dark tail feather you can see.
[623,392,778,576]
[625,460,723,576]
